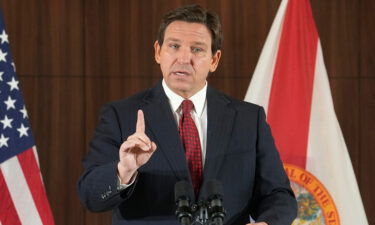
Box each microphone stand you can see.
[191,202,209,225]
[175,180,226,225]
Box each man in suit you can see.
[78,4,297,225]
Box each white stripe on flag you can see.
[306,41,368,224]
[32,146,45,185]
[32,146,40,168]
[1,156,43,225]
[244,0,288,112]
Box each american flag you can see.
[0,11,55,225]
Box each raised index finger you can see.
[136,109,145,133]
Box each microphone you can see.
[175,180,194,225]
[206,180,226,225]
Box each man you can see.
[78,4,297,225]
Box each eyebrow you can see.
[165,38,208,47]
[191,41,208,47]
[165,38,181,43]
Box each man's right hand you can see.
[117,110,157,184]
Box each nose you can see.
[176,47,192,64]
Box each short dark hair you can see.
[157,4,222,54]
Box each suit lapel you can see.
[140,82,236,197]
[202,87,236,184]
[141,82,190,182]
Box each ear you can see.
[154,41,161,64]
[209,50,222,72]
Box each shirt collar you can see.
[162,79,207,117]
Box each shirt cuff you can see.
[117,171,138,191]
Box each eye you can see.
[192,47,203,53]
[169,43,179,49]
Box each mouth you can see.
[172,71,190,76]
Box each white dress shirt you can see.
[162,79,208,166]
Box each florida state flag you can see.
[245,0,368,224]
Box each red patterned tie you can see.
[179,100,203,195]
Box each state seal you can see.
[283,163,340,225]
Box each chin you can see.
[171,85,191,96]
[170,81,191,90]
[173,87,191,94]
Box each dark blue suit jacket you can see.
[78,81,297,225]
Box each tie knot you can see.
[181,100,194,115]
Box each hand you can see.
[246,223,268,225]
[117,110,157,184]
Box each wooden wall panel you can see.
[84,0,162,78]
[84,211,111,225]
[217,0,280,79]
[311,0,360,78]
[0,0,83,77]
[0,0,41,75]
[19,76,86,225]
[359,79,375,224]
[359,0,375,221]
[360,0,375,77]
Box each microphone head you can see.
[206,180,226,222]
[174,180,194,203]
[206,179,223,200]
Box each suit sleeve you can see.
[250,107,297,225]
[77,104,137,212]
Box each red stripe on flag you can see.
[0,170,22,225]
[267,0,318,168]
[17,149,55,225]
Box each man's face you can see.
[154,21,221,98]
